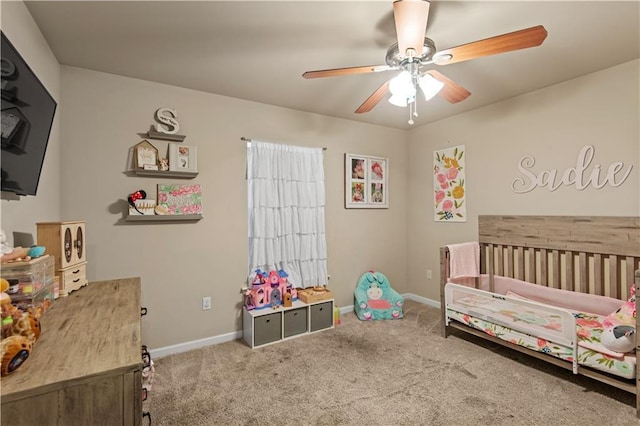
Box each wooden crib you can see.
[440,215,640,416]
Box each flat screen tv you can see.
[1,31,57,196]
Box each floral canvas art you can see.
[157,184,202,215]
[433,145,466,222]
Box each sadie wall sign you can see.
[512,145,633,193]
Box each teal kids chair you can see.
[354,271,404,320]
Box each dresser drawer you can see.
[59,262,88,296]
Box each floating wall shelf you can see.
[125,214,202,222]
[132,169,198,179]
[146,130,186,142]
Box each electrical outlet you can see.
[202,296,211,310]
[427,269,432,279]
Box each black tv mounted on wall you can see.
[1,31,57,196]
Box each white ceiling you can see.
[24,1,640,130]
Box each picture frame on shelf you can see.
[134,140,159,170]
[169,143,197,172]
[344,153,388,209]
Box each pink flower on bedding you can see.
[577,329,591,339]
[543,322,562,331]
[484,329,496,337]
[463,314,470,323]
[576,318,602,329]
[537,338,547,348]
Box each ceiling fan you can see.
[302,0,548,124]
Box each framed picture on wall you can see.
[168,143,197,172]
[134,140,159,170]
[345,153,388,209]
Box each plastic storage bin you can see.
[1,255,55,317]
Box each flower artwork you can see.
[433,145,466,222]
[156,184,202,215]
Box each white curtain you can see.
[247,141,327,287]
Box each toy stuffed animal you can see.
[601,286,636,354]
[601,325,636,353]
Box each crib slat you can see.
[540,249,548,286]
[565,251,574,291]
[527,247,536,283]
[594,254,604,296]
[480,244,488,274]
[578,252,588,294]
[507,246,514,278]
[609,255,620,299]
[496,245,504,276]
[516,247,524,280]
[488,244,495,293]
[626,256,636,289]
[550,250,560,289]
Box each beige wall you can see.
[59,66,409,349]
[2,0,638,352]
[407,59,640,302]
[0,1,62,243]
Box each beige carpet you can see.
[147,300,637,425]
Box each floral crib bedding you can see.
[445,283,636,380]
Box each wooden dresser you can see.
[1,278,142,426]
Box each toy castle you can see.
[244,269,297,310]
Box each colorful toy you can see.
[283,291,292,308]
[251,269,268,309]
[279,269,297,300]
[334,306,341,326]
[268,270,281,307]
[243,288,255,311]
[0,246,46,264]
[0,278,41,376]
[244,269,295,310]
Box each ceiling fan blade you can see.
[393,0,430,57]
[434,25,548,65]
[425,70,470,104]
[355,80,391,114]
[303,65,393,79]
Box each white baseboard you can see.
[402,292,441,309]
[150,331,242,359]
[150,293,439,358]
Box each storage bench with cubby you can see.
[242,299,334,348]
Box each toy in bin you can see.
[1,278,41,376]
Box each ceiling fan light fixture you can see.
[418,73,445,101]
[388,94,409,107]
[389,71,415,98]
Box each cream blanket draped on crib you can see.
[247,141,327,287]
